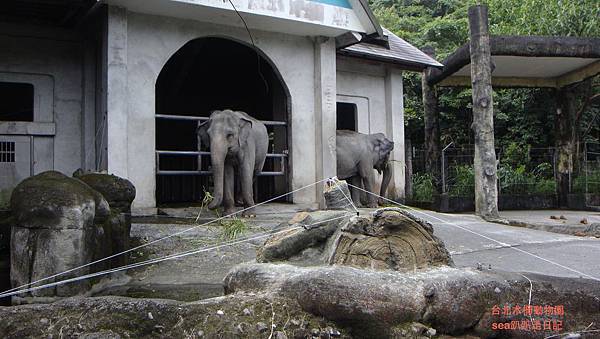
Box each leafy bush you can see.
[573,170,600,194]
[449,164,475,197]
[412,172,434,202]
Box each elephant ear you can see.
[371,133,394,173]
[197,120,210,149]
[238,117,253,148]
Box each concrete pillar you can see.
[385,68,405,201]
[314,37,337,207]
[105,6,128,178]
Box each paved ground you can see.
[405,208,600,280]
[95,204,600,301]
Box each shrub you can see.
[412,172,434,202]
[449,164,475,197]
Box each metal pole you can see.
[441,142,454,194]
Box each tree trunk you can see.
[555,86,578,207]
[468,5,499,218]
[422,47,441,191]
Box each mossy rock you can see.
[76,173,136,212]
[10,171,109,229]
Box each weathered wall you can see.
[336,56,406,200]
[107,8,335,209]
[0,22,97,181]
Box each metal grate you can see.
[0,141,15,163]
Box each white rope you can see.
[1,178,330,296]
[0,212,352,299]
[346,183,600,282]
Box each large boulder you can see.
[74,172,135,213]
[9,171,110,298]
[224,263,600,338]
[331,208,453,271]
[257,208,452,272]
[75,172,135,268]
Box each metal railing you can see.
[155,114,288,177]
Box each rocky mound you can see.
[7,171,134,301]
[257,208,452,272]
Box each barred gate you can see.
[155,114,289,204]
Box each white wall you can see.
[0,23,96,179]
[336,56,406,200]
[106,8,336,209]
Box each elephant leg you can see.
[234,172,244,206]
[348,176,362,207]
[240,160,256,217]
[361,170,378,208]
[223,163,236,216]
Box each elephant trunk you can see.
[208,138,227,210]
[380,162,392,199]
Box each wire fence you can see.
[410,142,600,202]
[410,144,558,201]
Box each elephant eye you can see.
[227,133,234,139]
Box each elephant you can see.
[197,109,268,216]
[336,130,394,207]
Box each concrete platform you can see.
[93,204,600,301]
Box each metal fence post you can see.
[441,143,453,194]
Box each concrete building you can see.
[0,0,440,212]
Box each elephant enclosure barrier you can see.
[410,142,600,210]
[155,114,289,204]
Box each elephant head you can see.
[197,110,253,209]
[369,133,395,197]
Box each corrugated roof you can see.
[339,28,443,70]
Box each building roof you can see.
[0,0,98,27]
[428,35,600,88]
[338,28,443,71]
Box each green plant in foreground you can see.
[200,190,248,240]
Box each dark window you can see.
[0,82,34,122]
[0,141,15,163]
[336,102,357,131]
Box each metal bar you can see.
[155,114,287,126]
[157,170,285,176]
[156,150,287,158]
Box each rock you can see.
[75,173,135,213]
[257,208,451,272]
[0,294,346,338]
[274,330,288,339]
[225,263,600,337]
[242,307,252,316]
[256,321,269,333]
[323,179,354,211]
[9,171,110,298]
[216,310,224,316]
[256,210,349,264]
[331,208,453,271]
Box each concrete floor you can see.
[407,208,600,280]
[96,204,600,301]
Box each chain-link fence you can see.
[574,142,600,203]
[410,144,558,202]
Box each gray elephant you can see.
[198,109,268,216]
[336,130,394,207]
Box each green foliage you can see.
[220,216,248,240]
[448,164,474,197]
[502,142,530,167]
[370,0,600,147]
[201,190,248,240]
[573,170,600,194]
[412,172,435,202]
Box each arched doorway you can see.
[155,37,290,205]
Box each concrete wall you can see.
[106,8,337,209]
[336,56,406,201]
[0,22,97,180]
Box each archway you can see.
[155,37,290,205]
